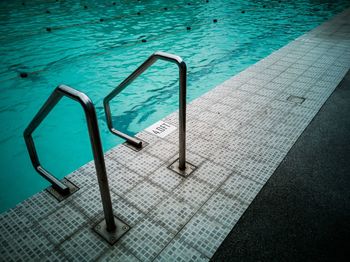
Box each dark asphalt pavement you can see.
[212,71,350,262]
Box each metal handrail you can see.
[104,51,187,170]
[24,85,116,232]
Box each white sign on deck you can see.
[145,121,177,138]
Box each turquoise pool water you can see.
[0,0,349,213]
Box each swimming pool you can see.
[0,0,349,213]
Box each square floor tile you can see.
[99,245,140,262]
[210,147,247,171]
[220,174,263,204]
[193,161,232,188]
[38,204,86,245]
[125,181,167,213]
[105,157,144,194]
[154,237,208,262]
[112,196,145,226]
[0,207,32,240]
[201,192,248,228]
[173,178,216,209]
[61,228,109,261]
[120,217,174,262]
[71,186,104,219]
[105,145,140,166]
[148,195,197,234]
[67,168,95,189]
[148,166,184,192]
[178,212,230,258]
[187,137,222,158]
[0,225,54,261]
[145,139,178,161]
[125,152,164,177]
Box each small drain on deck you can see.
[287,95,305,105]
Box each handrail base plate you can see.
[123,138,149,152]
[93,216,130,245]
[46,178,79,202]
[168,159,197,177]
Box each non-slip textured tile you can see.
[0,207,32,241]
[71,186,104,219]
[39,249,68,262]
[246,144,284,164]
[197,127,231,147]
[145,139,178,161]
[148,166,184,192]
[19,190,67,222]
[220,174,263,204]
[125,181,167,213]
[60,228,109,261]
[195,110,223,125]
[187,136,222,158]
[234,157,276,185]
[210,147,247,171]
[264,132,297,152]
[38,204,86,245]
[66,168,95,189]
[215,115,242,132]
[201,192,248,228]
[207,102,236,115]
[105,144,140,166]
[125,152,164,177]
[120,218,174,262]
[186,118,217,137]
[105,157,144,194]
[173,177,216,209]
[112,196,145,226]
[193,161,232,188]
[255,87,280,99]
[178,212,230,258]
[155,237,209,262]
[0,225,54,262]
[220,95,246,107]
[237,124,273,145]
[148,195,196,234]
[99,245,140,262]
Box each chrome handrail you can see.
[104,51,187,170]
[24,85,116,232]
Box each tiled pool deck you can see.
[1,8,349,262]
